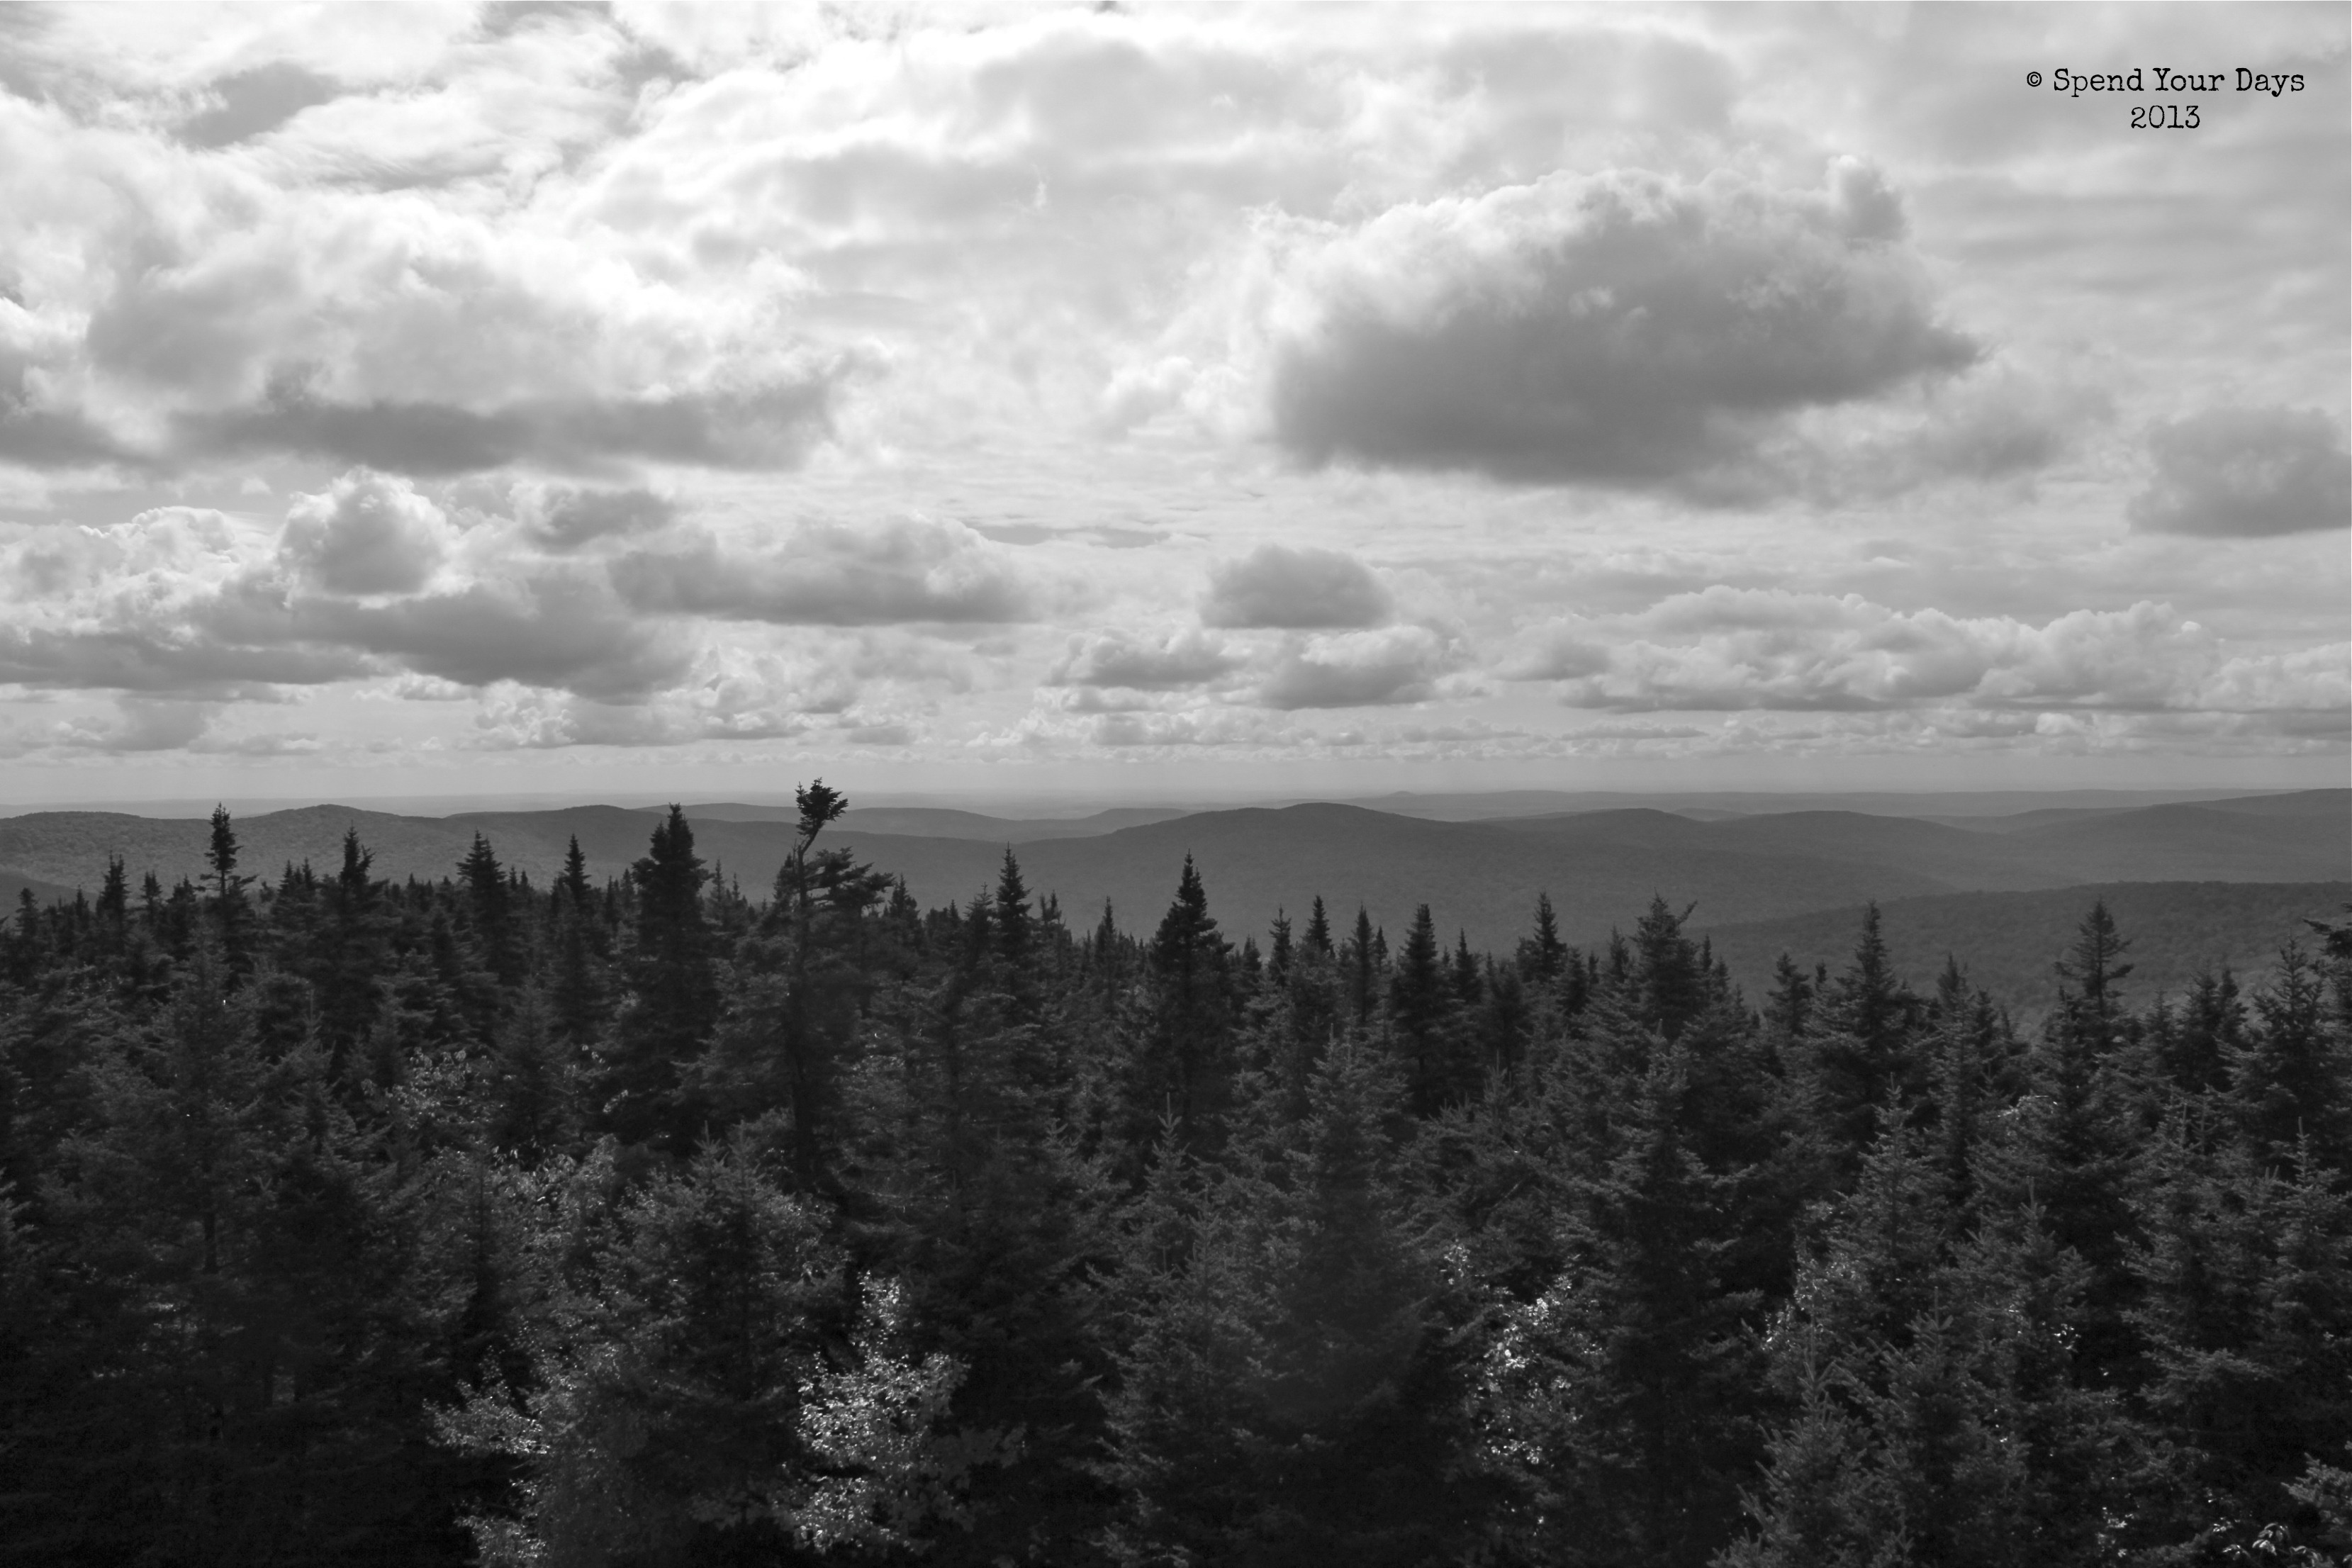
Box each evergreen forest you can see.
[3,784,2349,1567]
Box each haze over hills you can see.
[2,790,2342,965]
[1,868,79,909]
[1700,881,2352,1023]
[653,804,1197,839]
[1333,786,2319,822]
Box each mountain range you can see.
[1699,880,2351,1022]
[2,789,2341,970]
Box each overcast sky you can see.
[0,1,2344,807]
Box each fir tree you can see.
[599,806,718,1150]
[206,803,257,979]
[1137,856,1234,1153]
[1519,891,1568,982]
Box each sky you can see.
[0,1,2345,810]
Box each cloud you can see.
[1202,544,1391,629]
[196,729,325,757]
[178,376,848,476]
[53,697,215,752]
[1765,360,2115,503]
[0,399,135,469]
[1265,164,1978,493]
[1499,628,1611,682]
[612,518,1033,626]
[1513,589,2349,717]
[0,623,372,697]
[1255,625,1458,710]
[179,61,344,148]
[1087,708,1302,749]
[522,485,677,551]
[464,668,918,751]
[2128,406,2352,537]
[211,569,690,702]
[278,470,452,593]
[0,486,681,702]
[1048,627,1238,689]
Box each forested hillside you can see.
[1703,880,2352,1021]
[2,789,2349,1565]
[3,788,2341,957]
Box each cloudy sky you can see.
[0,1,2345,807]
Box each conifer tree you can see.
[547,834,610,1048]
[1788,904,1923,1182]
[1345,905,1377,1021]
[1136,856,1233,1153]
[442,1133,990,1564]
[1518,891,1567,982]
[1473,1037,1766,1567]
[2151,966,2247,1097]
[1975,902,2151,1391]
[206,803,256,979]
[1267,909,1294,984]
[96,854,128,955]
[1389,905,1476,1116]
[2231,940,2348,1170]
[459,833,522,987]
[599,806,718,1149]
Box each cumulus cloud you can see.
[522,485,677,551]
[0,477,697,703]
[178,60,344,148]
[202,567,690,702]
[54,697,216,752]
[278,470,452,593]
[1499,629,1611,682]
[197,729,325,757]
[1510,588,2349,719]
[0,622,371,695]
[1048,627,1238,688]
[2127,407,2352,537]
[1202,544,1391,629]
[1264,164,1978,493]
[179,377,848,476]
[0,393,134,469]
[0,46,864,481]
[612,518,1033,626]
[1255,625,1459,710]
[0,9,2340,773]
[465,668,918,751]
[1088,709,1303,749]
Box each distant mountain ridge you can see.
[0,790,2341,961]
[657,804,1195,839]
[1699,880,2352,1022]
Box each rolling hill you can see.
[0,790,2341,965]
[1698,881,2352,1022]
[2,868,81,909]
[1491,795,2347,890]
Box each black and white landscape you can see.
[6,784,2349,1012]
[0,5,2346,1567]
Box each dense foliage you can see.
[2,789,2348,1567]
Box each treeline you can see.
[1,786,2348,1567]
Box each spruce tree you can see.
[599,806,718,1150]
[2231,940,2348,1170]
[1137,856,1233,1153]
[206,803,256,979]
[1389,905,1476,1116]
[547,834,610,1048]
[1518,891,1567,982]
[459,833,522,987]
